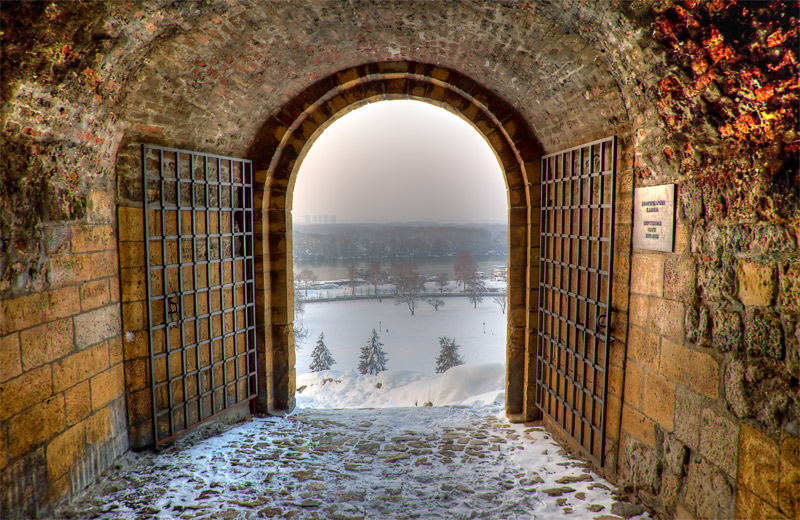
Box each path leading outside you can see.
[56,406,650,520]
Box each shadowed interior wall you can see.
[1,1,797,518]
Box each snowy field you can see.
[295,297,508,409]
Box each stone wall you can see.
[1,1,797,518]
[615,2,799,519]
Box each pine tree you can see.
[309,332,336,372]
[435,336,464,374]
[358,329,388,375]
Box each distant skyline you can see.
[291,100,507,225]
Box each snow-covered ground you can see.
[57,299,652,520]
[297,296,507,375]
[57,407,650,520]
[295,296,508,409]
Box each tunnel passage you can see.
[8,3,796,519]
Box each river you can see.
[293,254,508,281]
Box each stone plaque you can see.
[633,184,675,252]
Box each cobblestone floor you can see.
[55,407,649,520]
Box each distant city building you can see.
[493,265,507,282]
[306,214,336,224]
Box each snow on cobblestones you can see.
[57,406,649,520]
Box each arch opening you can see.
[248,62,543,421]
[290,99,510,408]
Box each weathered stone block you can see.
[118,206,144,242]
[120,267,147,303]
[712,309,742,353]
[661,299,686,343]
[0,333,22,383]
[662,432,689,476]
[622,404,655,447]
[48,254,93,287]
[680,182,703,222]
[684,454,733,520]
[778,259,800,316]
[71,224,114,253]
[778,432,799,519]
[699,263,736,302]
[685,305,710,348]
[74,305,121,350]
[19,318,73,372]
[735,486,785,520]
[628,326,660,371]
[631,253,665,297]
[660,471,681,510]
[624,359,644,409]
[643,370,675,431]
[787,321,800,380]
[8,394,65,459]
[0,364,52,421]
[90,363,125,411]
[749,225,797,256]
[737,260,776,307]
[674,386,703,450]
[745,307,784,360]
[43,286,81,322]
[659,338,719,399]
[46,421,86,480]
[86,407,112,445]
[90,250,118,279]
[737,424,779,506]
[622,434,661,494]
[724,358,752,420]
[1,292,44,335]
[699,408,739,477]
[53,342,109,393]
[0,422,7,471]
[65,380,91,426]
[664,255,696,303]
[80,279,111,311]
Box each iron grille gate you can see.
[535,136,616,466]
[142,144,257,447]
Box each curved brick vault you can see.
[2,2,798,519]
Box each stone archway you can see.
[248,61,543,421]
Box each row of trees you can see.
[297,251,507,316]
[294,223,507,261]
[308,331,465,375]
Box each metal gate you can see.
[142,144,257,446]
[535,137,616,466]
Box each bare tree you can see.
[493,295,507,314]
[347,264,359,295]
[365,261,386,299]
[434,272,449,294]
[427,297,445,311]
[454,251,478,292]
[293,287,309,348]
[296,268,316,297]
[393,261,425,315]
[466,276,486,308]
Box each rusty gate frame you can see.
[142,144,258,447]
[535,136,616,466]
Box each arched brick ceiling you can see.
[113,1,637,156]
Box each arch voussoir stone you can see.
[249,61,540,418]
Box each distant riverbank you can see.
[293,254,508,281]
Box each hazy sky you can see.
[291,100,507,225]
